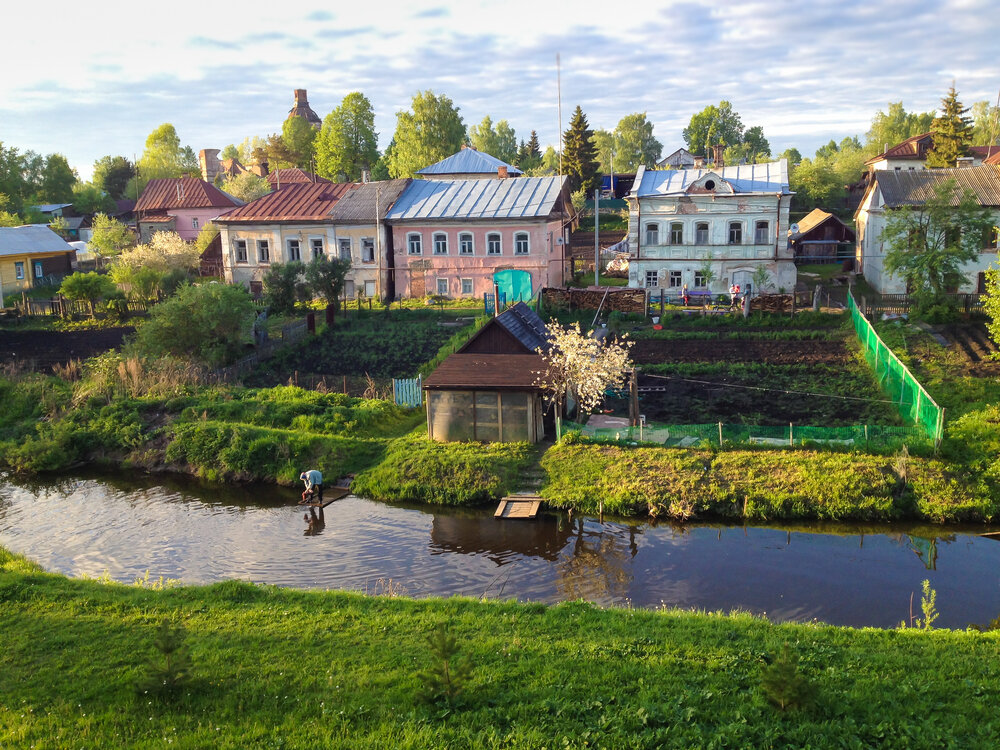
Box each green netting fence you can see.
[563,420,928,451]
[847,289,944,444]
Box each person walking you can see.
[299,469,324,504]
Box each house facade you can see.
[625,161,794,295]
[135,177,242,242]
[788,208,856,264]
[385,175,570,300]
[854,164,1000,293]
[215,182,355,295]
[865,133,1000,172]
[0,225,75,303]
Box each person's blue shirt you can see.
[301,469,323,489]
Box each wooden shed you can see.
[423,302,551,443]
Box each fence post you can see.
[718,421,723,447]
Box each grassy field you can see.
[2,547,1000,748]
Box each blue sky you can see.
[1,0,997,180]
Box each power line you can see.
[640,372,908,406]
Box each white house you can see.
[854,164,1000,294]
[865,133,1000,173]
[625,160,795,295]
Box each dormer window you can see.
[704,179,716,191]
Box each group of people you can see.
[678,283,744,309]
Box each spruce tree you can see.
[527,130,541,160]
[926,85,973,168]
[563,106,600,195]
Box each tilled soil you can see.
[0,327,133,371]
[632,338,850,366]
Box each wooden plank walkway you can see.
[495,495,543,519]
[298,475,353,509]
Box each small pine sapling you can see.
[917,579,939,630]
[760,643,816,712]
[136,617,193,699]
[416,622,473,706]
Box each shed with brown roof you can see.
[788,209,856,264]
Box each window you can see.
[645,270,659,288]
[695,222,709,244]
[487,233,501,255]
[192,217,199,230]
[514,232,529,255]
[344,280,355,298]
[694,270,707,288]
[645,223,659,245]
[407,233,422,255]
[257,239,270,264]
[459,233,474,255]
[33,261,43,279]
[14,262,24,280]
[436,278,449,295]
[311,238,325,259]
[668,270,683,288]
[461,278,473,295]
[728,222,743,244]
[670,222,683,244]
[235,239,248,263]
[338,238,351,261]
[364,280,376,298]
[755,220,769,244]
[433,233,448,255]
[287,239,301,261]
[361,238,375,262]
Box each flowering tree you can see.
[535,321,633,422]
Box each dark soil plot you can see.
[632,338,850,366]
[0,327,133,371]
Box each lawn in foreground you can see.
[2,548,999,748]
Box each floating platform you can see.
[299,475,353,509]
[495,495,542,519]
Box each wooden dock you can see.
[495,494,543,519]
[299,475,353,509]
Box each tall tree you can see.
[221,171,270,203]
[562,106,600,195]
[281,116,318,170]
[387,90,466,178]
[138,124,191,181]
[468,116,517,164]
[0,142,29,211]
[315,92,379,182]
[970,100,1000,146]
[35,154,77,203]
[89,214,135,267]
[220,144,240,161]
[740,125,771,163]
[71,182,116,215]
[92,155,135,201]
[883,178,992,310]
[613,112,662,170]
[683,101,744,156]
[926,85,973,168]
[516,131,543,170]
[865,102,935,156]
[592,129,616,173]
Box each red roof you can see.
[214,182,355,222]
[865,133,933,164]
[970,146,1000,160]
[136,177,241,212]
[423,353,552,390]
[267,168,331,186]
[984,150,1000,166]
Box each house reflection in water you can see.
[429,514,572,564]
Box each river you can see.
[1,472,998,629]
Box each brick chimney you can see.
[498,166,509,179]
[712,144,725,169]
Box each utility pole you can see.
[375,183,382,301]
[557,53,563,176]
[594,188,600,287]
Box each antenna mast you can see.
[557,52,563,176]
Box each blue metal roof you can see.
[417,148,522,176]
[386,176,567,221]
[631,160,790,197]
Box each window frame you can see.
[407,232,422,255]
[192,217,199,230]
[668,270,683,288]
[728,222,743,245]
[461,278,473,295]
[459,232,474,255]
[338,237,352,262]
[644,270,659,288]
[754,220,769,244]
[287,238,301,261]
[514,232,529,255]
[645,223,659,245]
[695,222,709,244]
[310,237,325,260]
[436,278,449,296]
[361,237,375,263]
[694,270,707,288]
[257,239,270,264]
[433,232,448,255]
[235,239,248,264]
[670,222,683,245]
[486,232,502,256]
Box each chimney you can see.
[955,156,974,169]
[713,144,725,169]
[361,169,371,184]
[498,166,509,179]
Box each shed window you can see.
[433,233,448,255]
[459,233,474,255]
[407,233,422,255]
[514,232,529,255]
[487,233,501,255]
[695,222,709,244]
[755,221,769,244]
[728,222,743,244]
[645,223,659,245]
[670,222,683,244]
[235,239,248,263]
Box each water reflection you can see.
[0,473,998,628]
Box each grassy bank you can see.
[2,547,999,748]
[541,443,992,522]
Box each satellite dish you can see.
[789,223,800,235]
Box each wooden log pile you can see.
[542,287,646,313]
[749,293,811,313]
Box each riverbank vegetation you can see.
[2,547,1000,747]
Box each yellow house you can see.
[0,225,76,306]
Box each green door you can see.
[493,269,532,305]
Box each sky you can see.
[1,0,998,181]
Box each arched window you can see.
[433,232,448,255]
[514,232,529,255]
[645,223,659,245]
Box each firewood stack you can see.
[542,287,646,313]
[749,294,795,313]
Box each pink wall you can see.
[390,220,566,298]
[169,208,230,241]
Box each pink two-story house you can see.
[385,175,571,301]
[135,177,242,242]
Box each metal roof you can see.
[214,182,355,223]
[267,168,331,186]
[136,178,243,212]
[0,225,74,257]
[495,302,550,352]
[422,353,550,390]
[32,203,73,213]
[417,148,522,176]
[327,179,412,223]
[874,164,1000,208]
[386,176,567,221]
[631,160,790,197]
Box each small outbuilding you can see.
[788,209,856,264]
[423,302,551,443]
[0,225,76,303]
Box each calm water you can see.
[1,472,999,629]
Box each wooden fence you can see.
[393,376,423,407]
[19,295,152,317]
[859,292,987,317]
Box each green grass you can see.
[568,272,629,288]
[2,546,1000,748]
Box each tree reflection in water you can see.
[555,516,638,604]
